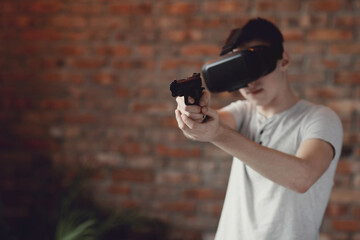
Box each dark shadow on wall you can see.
[0,167,170,240]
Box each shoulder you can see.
[298,100,343,158]
[299,100,341,125]
[220,100,255,129]
[221,100,254,115]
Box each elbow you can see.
[293,183,311,194]
[291,176,314,194]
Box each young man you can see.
[174,18,343,240]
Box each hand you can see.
[176,90,211,123]
[175,106,221,142]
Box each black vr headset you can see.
[202,29,283,93]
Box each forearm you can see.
[211,124,312,193]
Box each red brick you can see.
[64,114,96,124]
[327,100,360,116]
[115,87,132,98]
[52,15,87,28]
[63,31,91,41]
[170,229,202,240]
[354,174,360,188]
[157,171,201,184]
[334,15,360,27]
[73,58,105,69]
[282,29,304,42]
[255,0,301,12]
[131,102,173,115]
[138,87,155,98]
[162,201,196,213]
[93,72,116,85]
[181,44,220,56]
[353,206,360,218]
[160,116,179,128]
[330,189,360,204]
[119,142,151,155]
[288,73,326,83]
[125,156,155,168]
[39,99,72,110]
[204,1,248,13]
[331,220,360,232]
[335,72,360,85]
[306,57,345,70]
[134,45,155,57]
[0,2,15,14]
[89,17,127,30]
[108,185,131,195]
[21,29,61,41]
[305,86,350,99]
[1,97,32,110]
[22,139,58,151]
[112,59,154,70]
[22,2,63,14]
[160,59,203,70]
[325,203,349,217]
[183,188,225,200]
[65,3,104,15]
[55,45,88,56]
[281,15,328,28]
[160,3,199,15]
[109,3,152,15]
[308,0,343,12]
[199,202,223,216]
[112,169,153,182]
[94,45,132,56]
[285,43,325,55]
[156,144,201,158]
[119,199,138,209]
[161,29,203,43]
[307,29,353,41]
[330,44,360,54]
[336,160,360,174]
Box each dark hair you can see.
[221,18,284,58]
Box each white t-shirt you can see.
[215,99,343,240]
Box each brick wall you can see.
[0,0,359,239]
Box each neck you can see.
[257,86,299,119]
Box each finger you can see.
[177,104,202,116]
[187,96,195,105]
[176,96,195,107]
[203,107,218,120]
[186,112,205,121]
[201,106,208,115]
[181,112,196,129]
[175,109,187,130]
[176,96,185,108]
[200,90,211,107]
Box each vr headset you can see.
[202,30,283,93]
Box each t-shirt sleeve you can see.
[220,100,248,130]
[302,107,343,160]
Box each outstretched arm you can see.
[175,107,334,193]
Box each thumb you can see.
[200,90,211,107]
[204,107,218,119]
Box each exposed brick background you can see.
[0,0,360,239]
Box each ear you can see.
[280,50,290,71]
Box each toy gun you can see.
[169,73,204,105]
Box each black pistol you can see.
[170,73,204,105]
